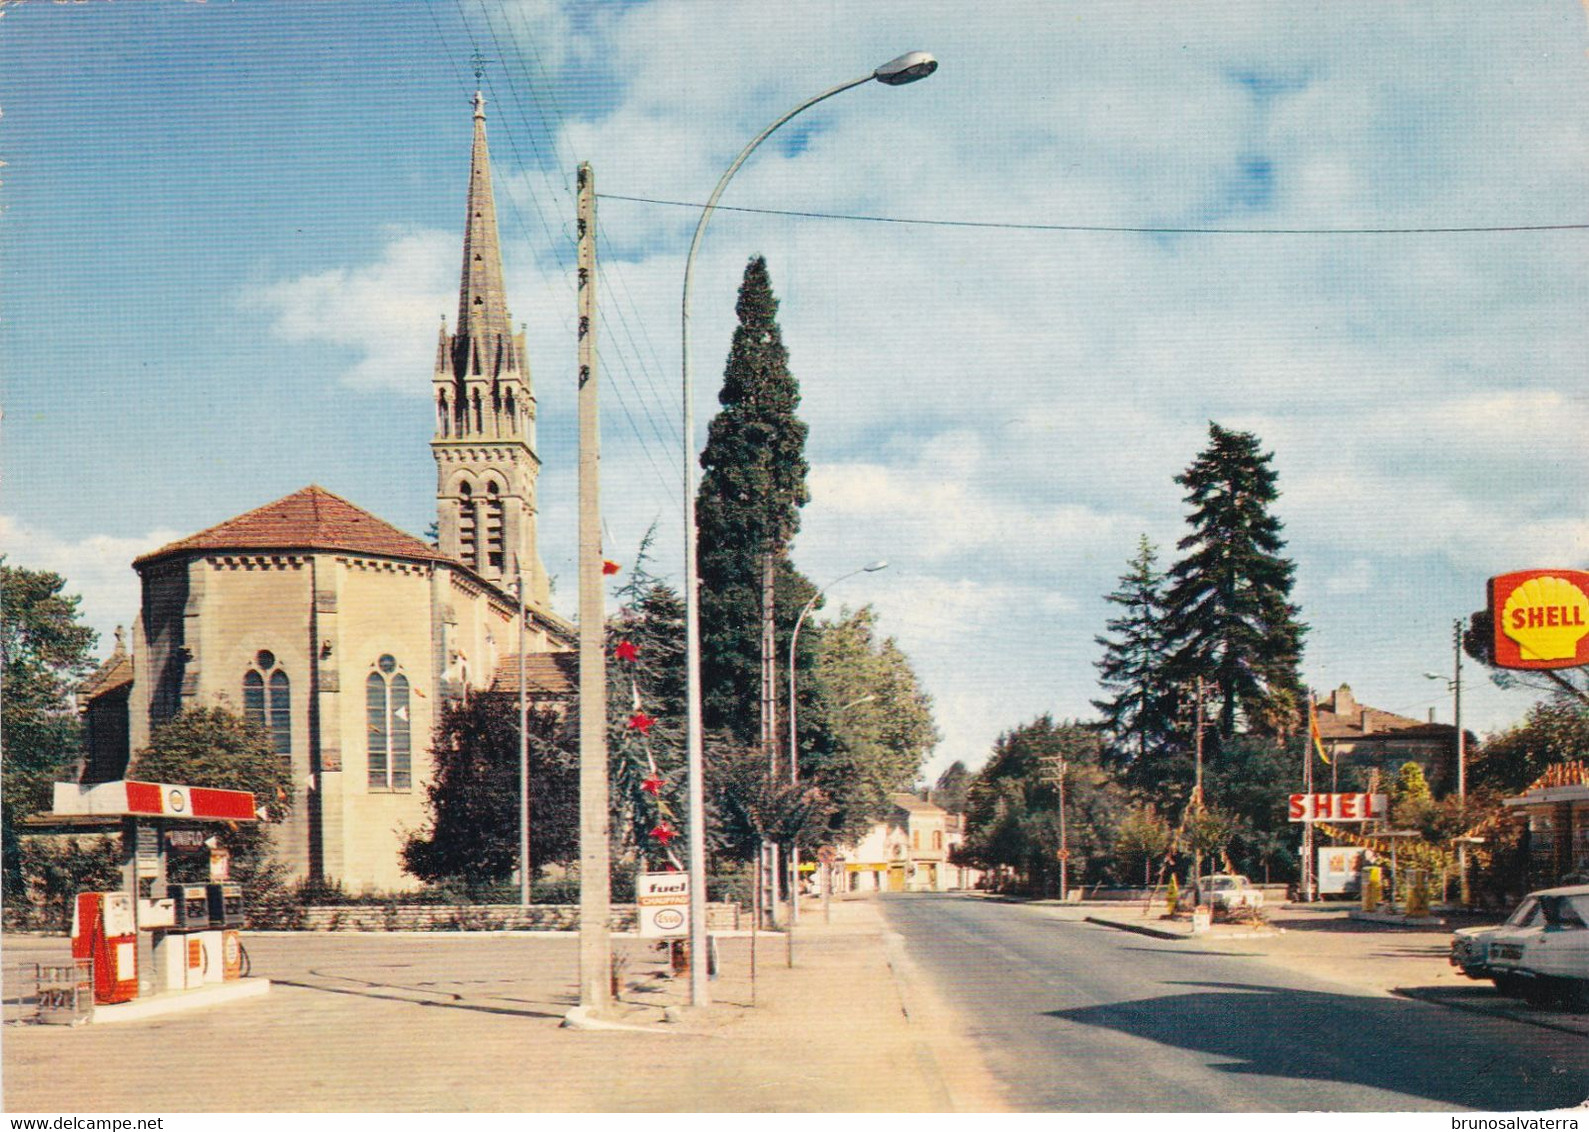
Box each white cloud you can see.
[243,228,457,394]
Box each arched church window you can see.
[367,654,412,791]
[243,651,291,759]
[504,390,516,432]
[473,390,483,434]
[438,392,450,438]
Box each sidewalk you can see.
[1077,900,1589,1037]
[3,898,1003,1112]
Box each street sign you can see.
[1288,793,1387,822]
[636,871,689,939]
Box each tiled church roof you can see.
[135,486,449,567]
[490,652,578,698]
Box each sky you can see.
[2,1,1587,780]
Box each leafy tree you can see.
[808,606,939,842]
[707,745,835,863]
[1,562,97,897]
[132,707,295,914]
[1469,697,1589,795]
[932,760,971,814]
[1161,424,1307,740]
[1114,804,1173,885]
[696,256,814,746]
[401,696,577,887]
[959,717,1131,893]
[1093,536,1177,781]
[1202,732,1300,882]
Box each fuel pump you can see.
[207,883,246,980]
[70,892,139,1004]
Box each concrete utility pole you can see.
[1454,617,1468,906]
[518,557,531,909]
[575,163,612,1012]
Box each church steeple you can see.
[457,91,512,352]
[431,92,548,603]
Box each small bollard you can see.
[1191,906,1212,934]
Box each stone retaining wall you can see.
[297,902,740,933]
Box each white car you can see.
[1195,874,1264,914]
[1482,883,1589,1007]
[1450,893,1541,980]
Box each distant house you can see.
[836,794,980,893]
[1314,684,1463,795]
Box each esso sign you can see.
[1489,569,1589,670]
[1288,793,1388,822]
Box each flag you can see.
[1309,697,1331,765]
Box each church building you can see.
[78,93,574,891]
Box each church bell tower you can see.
[432,92,548,604]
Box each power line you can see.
[596,193,1589,236]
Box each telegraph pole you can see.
[575,163,612,1013]
[1454,617,1469,906]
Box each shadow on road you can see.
[1048,978,1588,1111]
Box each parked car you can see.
[1450,893,1542,980]
[1478,883,1589,1006]
[1194,874,1264,914]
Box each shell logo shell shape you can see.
[1502,574,1589,661]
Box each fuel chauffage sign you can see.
[1489,569,1589,669]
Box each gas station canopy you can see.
[52,780,258,823]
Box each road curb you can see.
[1392,986,1589,1039]
[1083,915,1189,941]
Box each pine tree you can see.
[1161,423,1307,739]
[696,256,814,746]
[1092,536,1176,780]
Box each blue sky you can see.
[3,1,1588,778]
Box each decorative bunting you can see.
[641,774,663,796]
[614,639,639,662]
[650,822,677,845]
[602,560,621,575]
[627,711,657,735]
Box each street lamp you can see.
[787,561,888,927]
[680,54,936,1007]
[1426,617,1468,903]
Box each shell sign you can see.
[1489,569,1589,670]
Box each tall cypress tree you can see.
[1162,423,1306,739]
[1092,536,1179,788]
[696,256,813,744]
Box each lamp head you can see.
[864,560,890,572]
[874,51,937,86]
[1423,672,1443,681]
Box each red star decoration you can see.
[650,823,677,845]
[641,775,663,795]
[614,639,639,662]
[602,560,621,576]
[627,711,657,734]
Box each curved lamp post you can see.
[786,561,888,927]
[680,53,936,1006]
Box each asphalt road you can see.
[879,893,1589,1112]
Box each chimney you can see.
[1360,708,1373,736]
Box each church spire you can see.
[457,91,513,353]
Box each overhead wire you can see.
[595,193,1589,237]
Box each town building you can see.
[1314,684,1463,794]
[837,794,980,893]
[77,93,573,891]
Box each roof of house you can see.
[891,793,947,817]
[1316,684,1457,743]
[135,485,450,568]
[78,648,133,703]
[489,651,578,698]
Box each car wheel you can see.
[1519,978,1559,1007]
[1491,973,1525,998]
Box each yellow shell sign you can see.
[1490,570,1589,669]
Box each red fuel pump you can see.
[70,892,139,1004]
